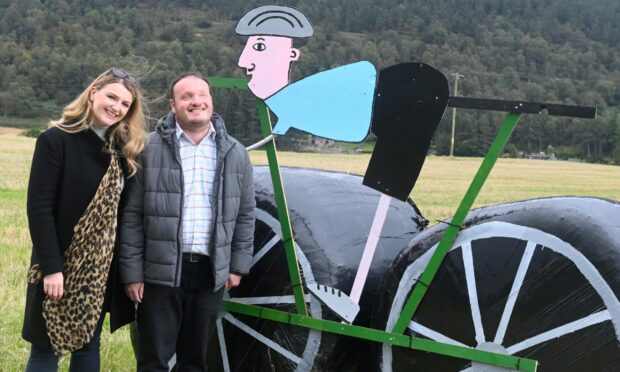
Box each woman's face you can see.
[89,82,134,127]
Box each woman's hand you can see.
[43,272,64,300]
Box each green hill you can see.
[0,0,618,162]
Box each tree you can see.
[545,145,555,156]
[1,83,38,117]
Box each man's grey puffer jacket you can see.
[118,112,255,290]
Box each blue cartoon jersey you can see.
[266,61,377,143]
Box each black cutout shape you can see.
[363,62,449,201]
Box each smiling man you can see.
[119,72,255,371]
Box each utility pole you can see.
[450,72,464,157]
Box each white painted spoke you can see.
[216,318,231,372]
[252,235,281,267]
[459,367,499,372]
[409,321,468,347]
[506,310,612,354]
[168,354,176,371]
[223,313,302,364]
[494,241,536,345]
[229,295,313,305]
[462,242,486,345]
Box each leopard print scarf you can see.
[28,143,123,354]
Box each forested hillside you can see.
[1,0,619,162]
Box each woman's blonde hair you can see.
[49,68,147,177]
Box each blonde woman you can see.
[22,68,147,371]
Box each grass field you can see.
[0,133,618,370]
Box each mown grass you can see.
[1,134,618,370]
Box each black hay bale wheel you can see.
[373,197,620,372]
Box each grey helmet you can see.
[235,5,313,38]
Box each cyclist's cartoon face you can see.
[238,35,300,99]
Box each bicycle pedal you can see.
[308,283,360,323]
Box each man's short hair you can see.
[169,72,211,99]
[235,5,313,38]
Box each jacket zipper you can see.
[172,134,185,287]
[209,141,236,286]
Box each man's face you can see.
[238,35,300,99]
[170,76,213,129]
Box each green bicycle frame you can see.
[209,77,536,371]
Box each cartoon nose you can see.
[238,51,252,69]
[238,59,255,72]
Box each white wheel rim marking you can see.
[218,208,321,372]
[383,221,620,371]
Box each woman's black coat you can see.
[22,127,134,346]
